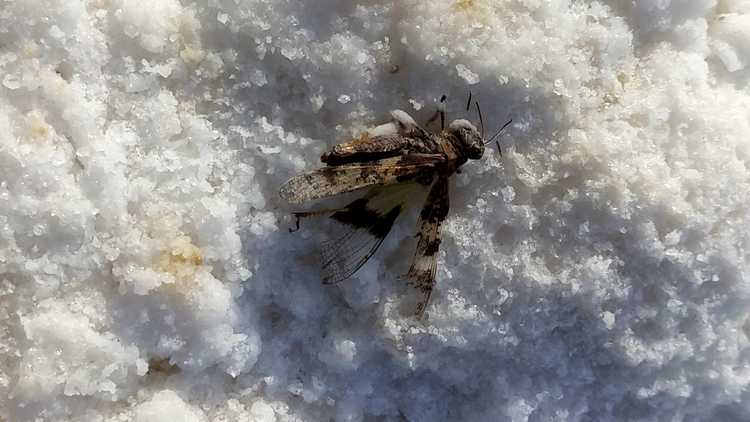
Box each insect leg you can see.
[426,94,447,130]
[289,208,344,232]
[439,94,446,130]
[404,176,450,316]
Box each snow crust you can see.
[1,0,750,421]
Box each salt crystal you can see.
[3,74,20,89]
[310,94,326,111]
[49,25,65,39]
[553,78,565,95]
[258,145,281,154]
[456,64,479,85]
[501,186,515,202]
[249,69,267,86]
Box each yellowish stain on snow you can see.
[180,46,205,65]
[454,0,475,11]
[22,40,39,58]
[450,0,497,28]
[178,9,205,65]
[155,235,204,295]
[25,111,52,142]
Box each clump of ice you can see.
[2,0,750,421]
[456,63,480,85]
[115,0,184,54]
[133,390,205,422]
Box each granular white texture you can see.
[1,1,749,421]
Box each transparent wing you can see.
[279,153,443,204]
[319,190,406,284]
[405,176,450,316]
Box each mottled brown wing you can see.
[279,154,443,204]
[405,176,450,316]
[320,134,411,165]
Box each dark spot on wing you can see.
[321,193,405,284]
[331,198,402,238]
[420,183,450,223]
[359,165,383,182]
[331,198,372,228]
[320,167,338,185]
[423,235,442,256]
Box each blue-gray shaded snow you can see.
[1,0,750,421]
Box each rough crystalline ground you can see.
[1,0,750,421]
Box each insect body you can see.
[280,104,506,315]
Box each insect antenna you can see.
[465,90,472,112]
[474,101,485,138]
[485,118,513,156]
[486,119,512,144]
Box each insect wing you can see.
[405,176,450,316]
[279,154,443,204]
[318,184,421,284]
[321,134,410,165]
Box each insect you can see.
[279,94,511,316]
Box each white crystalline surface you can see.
[1,0,749,421]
